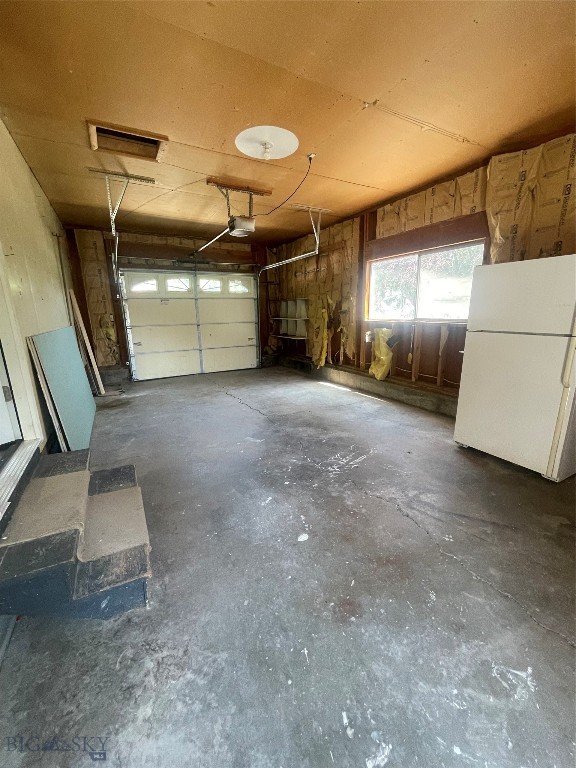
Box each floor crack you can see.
[223,390,274,422]
[355,482,576,649]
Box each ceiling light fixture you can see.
[235,126,299,160]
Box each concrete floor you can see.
[0,368,574,767]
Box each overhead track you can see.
[258,207,323,279]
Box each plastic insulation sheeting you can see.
[369,328,394,381]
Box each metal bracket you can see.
[88,168,155,283]
[105,176,129,238]
[88,167,155,239]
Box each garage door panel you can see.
[202,347,257,373]
[134,351,202,380]
[198,298,255,324]
[201,323,256,348]
[128,299,195,326]
[131,325,199,353]
[123,272,257,380]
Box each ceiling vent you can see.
[87,121,168,162]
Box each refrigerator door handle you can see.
[561,311,576,387]
[547,320,576,478]
[562,335,576,388]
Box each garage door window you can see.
[199,278,222,293]
[228,278,250,294]
[130,277,158,293]
[166,277,191,293]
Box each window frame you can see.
[363,210,491,324]
[165,276,192,294]
[366,238,486,323]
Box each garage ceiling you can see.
[0,1,574,244]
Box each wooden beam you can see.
[69,290,105,396]
[411,324,422,382]
[117,240,256,265]
[65,229,91,343]
[355,214,366,367]
[365,211,490,262]
[206,177,272,196]
[436,324,450,386]
[104,242,130,368]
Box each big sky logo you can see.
[3,736,110,761]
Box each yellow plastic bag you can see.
[369,328,394,381]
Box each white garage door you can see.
[121,271,258,381]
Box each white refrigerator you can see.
[454,253,576,482]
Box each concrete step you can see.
[75,485,151,599]
[0,439,41,536]
[0,454,151,620]
[1,470,90,545]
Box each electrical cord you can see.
[255,154,315,217]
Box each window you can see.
[228,278,250,294]
[368,242,484,321]
[130,278,158,293]
[198,278,222,293]
[166,277,190,292]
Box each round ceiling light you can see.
[235,125,299,160]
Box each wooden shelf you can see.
[271,334,308,340]
[272,299,309,344]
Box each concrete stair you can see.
[0,439,41,536]
[0,451,151,620]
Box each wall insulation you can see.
[74,230,119,368]
[487,133,576,263]
[375,167,487,239]
[372,132,575,265]
[267,218,361,368]
[275,133,574,372]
